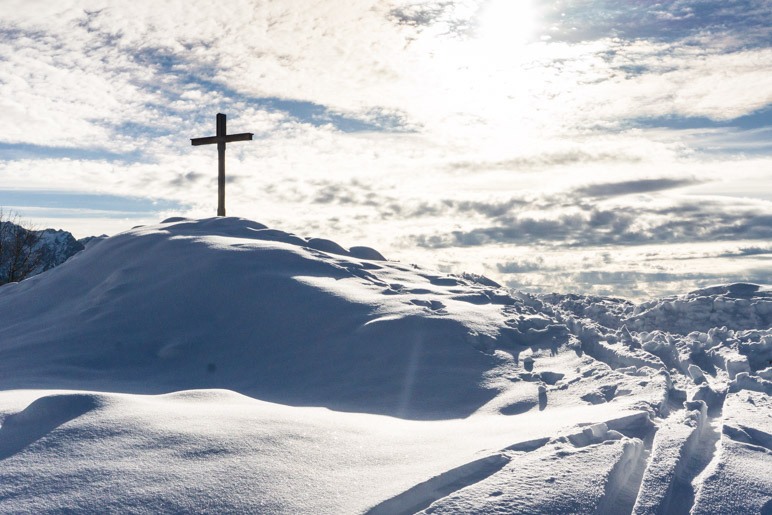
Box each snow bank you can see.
[627,283,772,334]
[0,217,577,419]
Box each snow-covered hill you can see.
[0,217,769,513]
[36,227,85,270]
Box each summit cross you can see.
[191,113,253,216]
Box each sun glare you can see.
[424,0,547,149]
[477,0,539,49]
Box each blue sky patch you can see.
[0,142,145,162]
[0,190,186,214]
[632,106,772,131]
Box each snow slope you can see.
[0,217,769,513]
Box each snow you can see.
[0,216,769,513]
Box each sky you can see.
[1,0,770,299]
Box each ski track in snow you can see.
[0,217,770,514]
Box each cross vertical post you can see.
[191,113,254,217]
[217,113,226,216]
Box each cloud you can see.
[580,42,772,123]
[388,1,474,35]
[386,197,528,220]
[409,198,772,249]
[496,257,545,274]
[0,0,770,302]
[169,172,206,187]
[574,178,701,198]
[541,0,772,46]
[0,3,413,153]
[674,126,772,155]
[310,180,386,207]
[448,150,643,172]
[2,0,769,157]
[719,246,772,258]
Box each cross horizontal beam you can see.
[191,133,253,146]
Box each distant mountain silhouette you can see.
[0,221,86,283]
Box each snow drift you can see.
[0,217,769,513]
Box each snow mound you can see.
[0,217,769,513]
[0,217,567,419]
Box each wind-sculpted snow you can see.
[0,217,769,513]
[626,283,772,334]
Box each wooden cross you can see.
[191,113,253,216]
